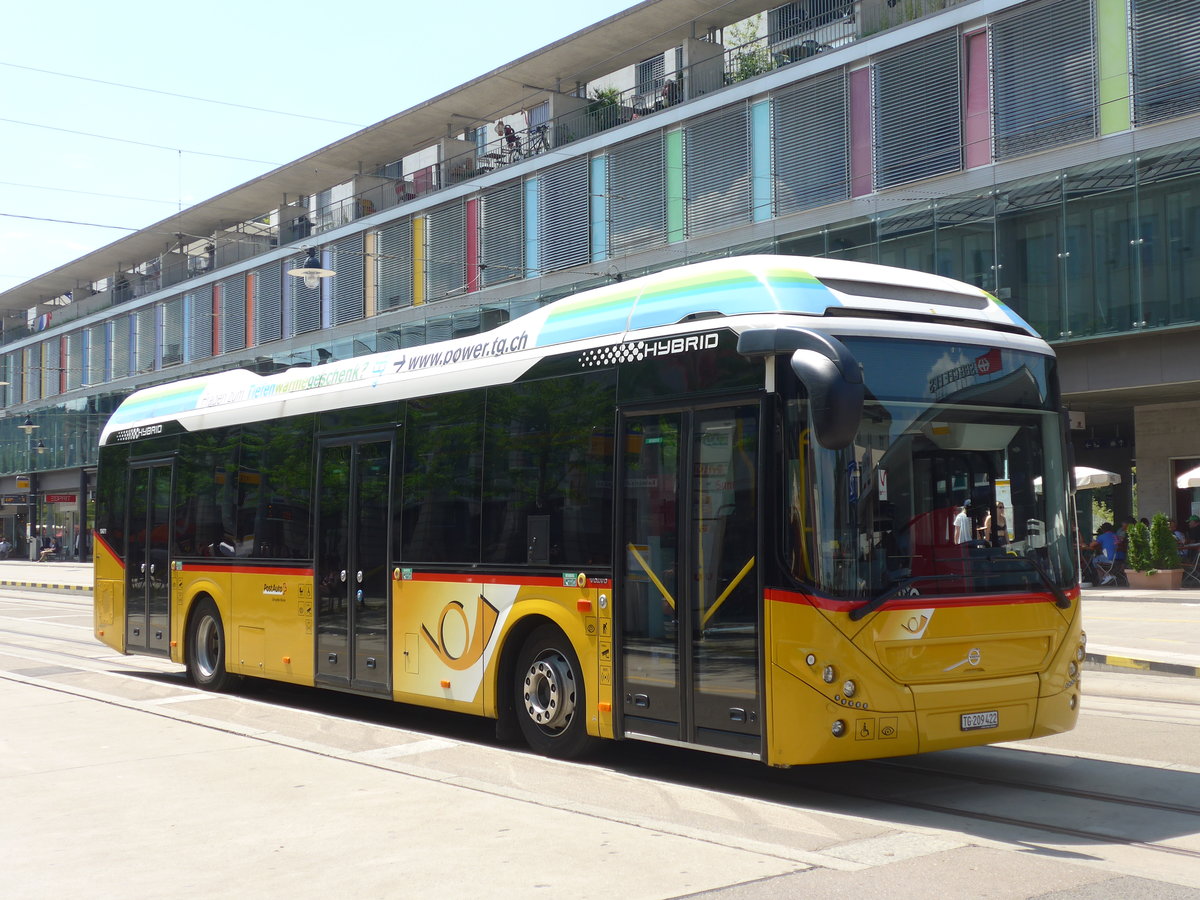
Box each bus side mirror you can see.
[738,328,865,451]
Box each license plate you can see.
[961,710,999,731]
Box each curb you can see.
[1084,651,1200,679]
[0,580,92,594]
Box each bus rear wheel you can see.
[514,625,591,759]
[186,598,238,691]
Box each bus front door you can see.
[618,403,762,758]
[126,460,173,657]
[314,435,393,695]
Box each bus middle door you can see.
[314,434,393,695]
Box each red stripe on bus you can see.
[176,563,314,577]
[93,533,123,570]
[766,586,1080,610]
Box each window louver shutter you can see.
[136,308,156,372]
[254,262,282,345]
[289,253,322,335]
[221,276,247,353]
[186,285,213,362]
[427,201,466,300]
[686,105,752,234]
[88,323,106,385]
[67,333,84,390]
[540,157,590,272]
[609,133,667,253]
[332,235,365,325]
[774,70,849,214]
[112,317,131,379]
[992,0,1096,160]
[875,33,961,189]
[377,220,414,310]
[24,346,40,401]
[1132,0,1200,125]
[43,339,60,396]
[481,183,523,286]
[162,298,184,366]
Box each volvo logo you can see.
[944,647,983,672]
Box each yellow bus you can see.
[93,255,1083,765]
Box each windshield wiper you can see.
[986,554,1072,609]
[849,574,960,621]
[848,556,1072,621]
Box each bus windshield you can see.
[784,337,1076,600]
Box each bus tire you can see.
[186,598,238,692]
[514,625,591,759]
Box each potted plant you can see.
[1126,513,1183,589]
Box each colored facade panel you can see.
[1097,0,1132,134]
[666,129,684,242]
[964,29,991,168]
[751,100,772,222]
[590,155,608,262]
[524,177,540,276]
[850,67,873,196]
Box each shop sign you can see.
[2,494,28,504]
[16,476,30,490]
[46,494,77,504]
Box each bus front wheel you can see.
[514,625,591,759]
[186,598,238,691]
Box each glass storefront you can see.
[779,138,1200,347]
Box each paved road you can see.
[2,588,1198,900]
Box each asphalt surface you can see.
[2,558,1197,677]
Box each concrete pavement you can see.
[2,559,1197,677]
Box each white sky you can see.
[0,0,638,295]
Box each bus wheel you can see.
[514,625,591,759]
[187,598,237,691]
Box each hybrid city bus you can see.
[93,255,1083,765]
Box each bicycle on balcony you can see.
[526,123,551,156]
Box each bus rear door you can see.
[618,402,762,758]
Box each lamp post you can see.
[286,247,335,290]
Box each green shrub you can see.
[1150,512,1182,570]
[1126,521,1152,573]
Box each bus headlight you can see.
[1075,646,1085,662]
[842,679,857,698]
[822,665,836,684]
[831,719,846,737]
[1068,661,1078,678]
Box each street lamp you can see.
[286,247,335,290]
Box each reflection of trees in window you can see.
[399,391,484,563]
[172,427,238,556]
[240,417,314,559]
[482,373,615,566]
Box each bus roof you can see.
[100,255,1039,444]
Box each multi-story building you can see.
[2,0,1197,559]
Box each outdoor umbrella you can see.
[1073,466,1121,490]
[1176,466,1200,489]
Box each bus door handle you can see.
[356,570,363,583]
[340,569,347,583]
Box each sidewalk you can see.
[2,560,1196,677]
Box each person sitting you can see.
[1090,522,1123,585]
[0,537,11,559]
[38,536,57,563]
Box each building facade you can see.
[2,0,1198,558]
